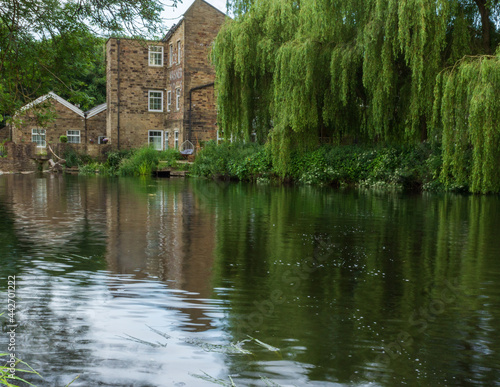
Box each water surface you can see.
[1,174,499,386]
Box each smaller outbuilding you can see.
[12,92,107,155]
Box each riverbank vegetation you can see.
[215,0,500,193]
[63,147,182,177]
[192,141,451,192]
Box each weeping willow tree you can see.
[214,0,500,191]
[433,54,500,193]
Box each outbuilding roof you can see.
[85,103,107,118]
[19,92,85,118]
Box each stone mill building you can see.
[106,0,227,151]
[9,0,226,155]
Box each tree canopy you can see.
[1,0,175,123]
[214,0,500,192]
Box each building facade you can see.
[106,0,226,151]
[12,92,108,153]
[11,0,226,159]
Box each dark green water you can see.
[1,174,500,386]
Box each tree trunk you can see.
[474,0,491,54]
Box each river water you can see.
[0,174,499,386]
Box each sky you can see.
[160,0,229,29]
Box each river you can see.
[1,174,499,386]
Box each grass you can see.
[0,354,40,387]
[119,326,285,386]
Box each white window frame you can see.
[167,90,172,112]
[165,131,170,149]
[148,90,163,112]
[67,130,81,144]
[31,128,46,147]
[174,130,179,149]
[148,130,164,151]
[177,40,181,64]
[175,88,181,111]
[169,44,173,66]
[149,46,163,67]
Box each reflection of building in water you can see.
[105,181,216,293]
[0,174,108,251]
[0,175,217,332]
[104,180,217,331]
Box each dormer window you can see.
[149,46,163,67]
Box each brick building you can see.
[10,0,225,158]
[106,0,226,151]
[12,92,108,152]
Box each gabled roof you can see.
[162,0,228,42]
[85,103,107,118]
[162,18,184,42]
[19,92,85,118]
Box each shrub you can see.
[159,148,182,167]
[63,149,81,168]
[117,146,162,176]
[105,149,132,169]
[0,140,7,158]
[192,141,269,180]
[59,135,68,143]
[79,162,100,175]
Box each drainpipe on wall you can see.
[188,82,214,143]
[117,39,121,149]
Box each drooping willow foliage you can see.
[214,0,500,192]
[434,55,500,193]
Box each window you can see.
[169,44,173,66]
[149,46,163,67]
[148,130,163,150]
[175,88,181,111]
[32,129,46,147]
[167,90,172,112]
[174,130,179,149]
[177,40,181,64]
[148,90,163,112]
[165,131,170,149]
[217,129,224,143]
[67,130,81,144]
[98,136,107,144]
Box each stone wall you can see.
[106,0,226,151]
[106,38,168,149]
[0,126,10,141]
[0,142,37,173]
[51,143,113,162]
[86,109,107,145]
[183,0,227,146]
[189,85,218,143]
[164,17,186,148]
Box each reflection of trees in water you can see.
[206,184,500,385]
[2,175,500,384]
